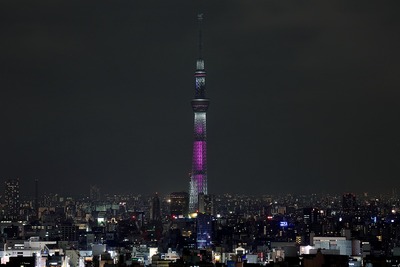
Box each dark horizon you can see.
[16,178,400,199]
[1,1,400,196]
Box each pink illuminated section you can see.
[195,174,204,193]
[195,125,204,135]
[193,141,206,171]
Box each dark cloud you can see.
[0,1,399,196]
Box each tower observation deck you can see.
[189,14,210,213]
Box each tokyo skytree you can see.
[189,14,210,213]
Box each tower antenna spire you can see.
[198,13,203,59]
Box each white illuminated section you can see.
[196,59,204,70]
[194,112,207,137]
[195,112,206,121]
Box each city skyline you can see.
[1,2,400,196]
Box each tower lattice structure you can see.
[189,14,209,213]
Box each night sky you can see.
[1,1,400,196]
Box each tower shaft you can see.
[189,14,209,213]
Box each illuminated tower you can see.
[189,14,210,213]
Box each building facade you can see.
[4,178,20,220]
[170,192,189,218]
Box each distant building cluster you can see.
[1,179,400,267]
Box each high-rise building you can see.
[5,178,20,220]
[170,191,189,218]
[34,178,39,219]
[189,14,210,213]
[90,185,101,202]
[198,193,214,216]
[303,207,321,225]
[342,193,356,214]
[196,213,213,249]
[150,193,161,221]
